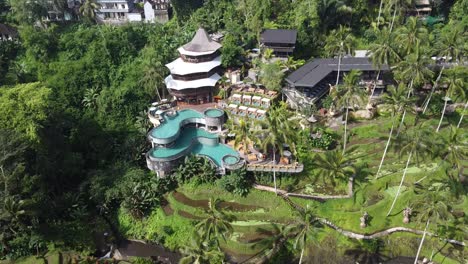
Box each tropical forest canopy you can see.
[0,0,467,262]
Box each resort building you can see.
[143,0,170,23]
[146,106,243,177]
[260,29,297,58]
[0,24,17,41]
[410,0,432,16]
[96,0,136,24]
[165,28,223,105]
[284,56,389,109]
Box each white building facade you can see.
[143,0,170,23]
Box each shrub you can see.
[309,128,337,150]
[173,155,218,185]
[218,168,252,196]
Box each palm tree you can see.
[179,232,224,264]
[312,148,356,187]
[457,101,467,128]
[226,118,257,155]
[394,44,433,133]
[376,84,416,178]
[331,70,366,154]
[287,205,321,264]
[279,57,306,73]
[195,198,233,248]
[141,61,165,101]
[395,17,428,57]
[434,126,467,178]
[387,0,415,31]
[436,67,466,132]
[411,183,452,264]
[386,121,433,216]
[422,25,465,114]
[258,105,297,193]
[82,87,99,110]
[79,0,101,23]
[324,26,356,86]
[368,27,401,100]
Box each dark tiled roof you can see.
[0,24,18,38]
[286,57,389,88]
[182,28,222,53]
[260,29,297,44]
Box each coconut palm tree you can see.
[436,66,466,132]
[287,205,321,264]
[258,104,297,193]
[179,232,224,264]
[331,70,366,154]
[279,57,306,73]
[195,198,233,248]
[457,101,467,128]
[226,118,257,155]
[368,27,401,100]
[324,26,356,86]
[312,148,356,187]
[375,84,416,178]
[79,0,100,23]
[395,17,428,57]
[394,44,433,133]
[386,120,433,216]
[422,25,465,114]
[82,87,99,110]
[411,183,452,264]
[387,0,415,31]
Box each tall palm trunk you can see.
[376,114,396,178]
[273,149,277,194]
[299,248,304,264]
[457,100,467,128]
[387,151,413,216]
[376,0,384,26]
[397,79,414,136]
[390,6,397,32]
[414,219,430,264]
[436,94,449,132]
[422,66,444,114]
[342,105,349,155]
[368,70,381,103]
[335,49,343,86]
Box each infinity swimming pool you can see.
[150,109,204,139]
[149,127,238,167]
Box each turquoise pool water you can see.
[150,109,203,139]
[150,127,238,167]
[204,108,224,118]
[223,155,239,165]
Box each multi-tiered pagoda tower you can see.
[165,28,222,105]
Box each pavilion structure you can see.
[165,28,222,105]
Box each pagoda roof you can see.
[178,28,222,56]
[165,73,221,90]
[166,56,221,75]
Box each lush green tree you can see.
[179,232,225,264]
[196,198,233,249]
[287,205,321,264]
[226,117,257,155]
[312,148,356,186]
[8,0,48,25]
[368,27,400,84]
[259,62,284,92]
[331,70,366,153]
[412,183,453,264]
[436,66,467,132]
[0,82,52,143]
[218,168,252,196]
[172,0,203,22]
[173,155,217,185]
[80,0,101,23]
[422,24,465,114]
[387,120,433,216]
[324,26,356,86]
[221,33,244,68]
[258,104,297,192]
[375,84,416,177]
[395,17,428,57]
